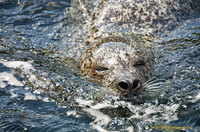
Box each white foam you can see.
[0,60,49,102]
[0,72,24,87]
[0,79,7,88]
[66,110,77,116]
[189,90,200,103]
[126,102,180,122]
[0,60,45,89]
[66,110,81,118]
[10,88,19,98]
[75,97,120,109]
[83,107,111,131]
[42,97,50,102]
[0,60,35,88]
[2,60,34,70]
[75,98,94,107]
[196,92,200,100]
[24,92,37,100]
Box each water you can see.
[0,0,200,131]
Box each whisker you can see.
[143,78,166,89]
[143,78,170,98]
[145,79,166,86]
[147,82,166,87]
[147,87,162,91]
[143,77,157,85]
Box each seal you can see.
[78,0,196,98]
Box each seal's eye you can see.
[95,67,109,72]
[133,60,146,68]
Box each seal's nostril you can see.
[132,79,140,89]
[118,80,141,91]
[118,81,129,90]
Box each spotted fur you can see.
[78,0,196,97]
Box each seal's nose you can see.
[118,79,141,91]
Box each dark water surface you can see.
[0,0,200,131]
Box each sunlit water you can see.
[0,0,200,131]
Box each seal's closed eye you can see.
[133,60,146,68]
[95,67,109,72]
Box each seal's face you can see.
[79,38,154,97]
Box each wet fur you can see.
[77,0,196,97]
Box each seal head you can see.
[79,37,154,97]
